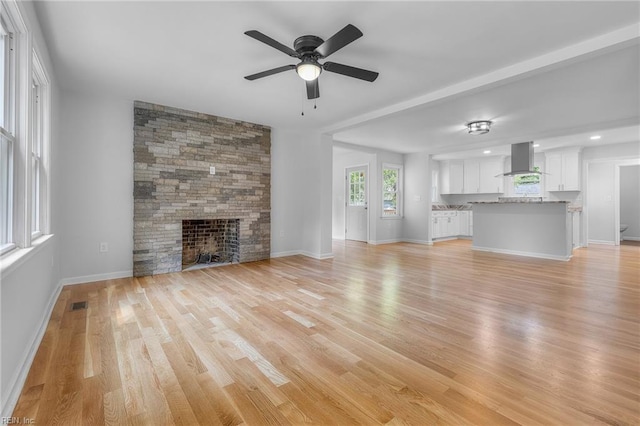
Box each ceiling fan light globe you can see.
[297,62,322,81]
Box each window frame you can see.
[381,163,403,218]
[0,7,16,255]
[30,50,49,240]
[1,0,52,262]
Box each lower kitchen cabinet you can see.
[432,210,473,240]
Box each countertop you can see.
[468,201,570,204]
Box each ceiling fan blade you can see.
[315,24,363,58]
[323,62,379,82]
[306,79,320,99]
[244,65,296,80]
[244,30,300,58]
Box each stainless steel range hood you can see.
[503,141,539,176]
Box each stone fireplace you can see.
[182,219,239,270]
[133,101,271,276]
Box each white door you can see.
[345,166,368,242]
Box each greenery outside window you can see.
[514,166,541,195]
[348,169,366,206]
[382,164,402,217]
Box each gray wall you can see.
[620,165,640,240]
[332,144,404,244]
[587,162,616,243]
[1,1,61,417]
[402,153,431,243]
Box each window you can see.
[348,169,366,206]
[513,166,541,195]
[0,1,51,259]
[1,11,15,254]
[31,52,48,239]
[382,164,402,217]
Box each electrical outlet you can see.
[210,166,216,175]
[99,242,109,253]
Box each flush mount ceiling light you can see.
[467,120,492,135]
[296,58,322,81]
[590,135,602,140]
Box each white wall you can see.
[1,239,59,416]
[587,162,616,243]
[332,144,404,245]
[1,1,61,416]
[271,130,333,258]
[620,165,640,240]
[57,91,134,283]
[584,141,640,244]
[402,152,431,243]
[374,150,404,243]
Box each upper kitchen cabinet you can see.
[463,157,505,194]
[440,160,464,194]
[480,157,505,193]
[463,159,480,194]
[545,148,581,191]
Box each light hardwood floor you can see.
[13,240,640,425]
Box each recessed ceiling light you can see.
[483,150,491,154]
[590,135,601,140]
[533,144,540,148]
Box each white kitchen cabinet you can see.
[458,211,469,235]
[431,215,442,239]
[463,157,504,194]
[432,211,459,239]
[463,159,480,194]
[479,158,504,193]
[444,212,460,236]
[440,160,464,194]
[545,150,581,191]
[572,211,581,248]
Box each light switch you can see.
[210,166,216,175]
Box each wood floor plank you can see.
[11,240,640,425]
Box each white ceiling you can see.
[35,1,640,157]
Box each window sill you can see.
[0,234,54,278]
[380,216,403,220]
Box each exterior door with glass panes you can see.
[345,166,368,242]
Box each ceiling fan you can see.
[244,24,379,100]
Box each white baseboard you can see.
[271,250,334,260]
[300,251,334,260]
[622,236,640,241]
[368,239,402,245]
[270,250,303,258]
[402,239,433,245]
[1,281,63,418]
[588,240,615,246]
[59,270,133,286]
[432,237,458,242]
[472,246,571,261]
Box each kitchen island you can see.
[469,200,572,260]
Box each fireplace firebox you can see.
[182,219,239,270]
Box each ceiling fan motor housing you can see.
[294,35,324,57]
